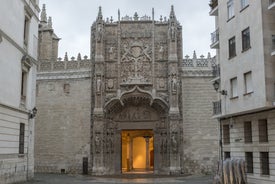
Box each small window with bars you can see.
[245,152,253,173]
[244,121,252,143]
[259,119,268,143]
[224,152,231,160]
[223,124,230,144]
[260,152,270,175]
[19,123,25,154]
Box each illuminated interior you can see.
[121,130,154,173]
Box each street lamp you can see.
[29,107,37,119]
[212,80,227,96]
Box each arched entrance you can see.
[92,86,182,175]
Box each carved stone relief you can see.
[114,106,158,122]
[106,63,117,78]
[155,62,168,78]
[171,132,178,154]
[120,40,152,84]
[157,78,167,90]
[105,78,116,91]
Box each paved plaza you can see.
[18,174,213,184]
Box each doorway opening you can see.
[121,130,154,174]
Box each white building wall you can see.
[0,0,39,183]
[218,0,267,116]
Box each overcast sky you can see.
[40,0,215,59]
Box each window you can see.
[242,28,250,51]
[241,0,249,9]
[21,71,28,102]
[223,124,230,144]
[229,37,236,58]
[260,152,270,175]
[259,119,268,143]
[272,35,275,51]
[245,152,253,173]
[244,121,252,143]
[230,77,238,98]
[227,0,234,20]
[23,14,30,47]
[244,71,253,94]
[21,56,31,105]
[224,152,231,159]
[19,123,25,154]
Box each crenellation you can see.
[39,55,91,72]
[182,52,216,77]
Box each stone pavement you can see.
[17,174,213,184]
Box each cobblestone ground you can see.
[17,174,213,184]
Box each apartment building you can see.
[0,0,39,183]
[210,0,275,183]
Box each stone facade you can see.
[35,5,219,176]
[0,0,40,183]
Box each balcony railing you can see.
[211,29,219,48]
[209,0,218,16]
[213,100,221,115]
[209,0,218,9]
[269,0,275,9]
[212,64,220,77]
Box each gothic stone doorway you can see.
[121,130,154,173]
[93,87,182,175]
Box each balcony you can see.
[210,29,219,49]
[213,100,221,115]
[209,0,218,16]
[268,0,275,10]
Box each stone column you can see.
[129,138,133,170]
[144,136,151,170]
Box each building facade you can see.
[0,0,40,183]
[35,5,219,176]
[210,0,275,183]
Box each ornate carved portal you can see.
[91,6,183,175]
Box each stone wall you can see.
[35,77,91,174]
[181,61,219,174]
[181,77,219,174]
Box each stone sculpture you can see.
[213,158,247,184]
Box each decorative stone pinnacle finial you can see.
[170,5,176,20]
[48,16,52,29]
[64,52,68,61]
[97,6,103,21]
[193,50,197,59]
[77,53,82,61]
[152,8,154,20]
[134,12,139,21]
[118,9,120,21]
[207,52,211,59]
[41,4,47,23]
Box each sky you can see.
[40,0,215,59]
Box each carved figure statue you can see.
[95,134,101,153]
[169,22,176,41]
[213,158,247,184]
[109,47,116,60]
[96,23,103,42]
[158,45,164,60]
[171,133,178,153]
[171,76,177,92]
[96,77,101,92]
